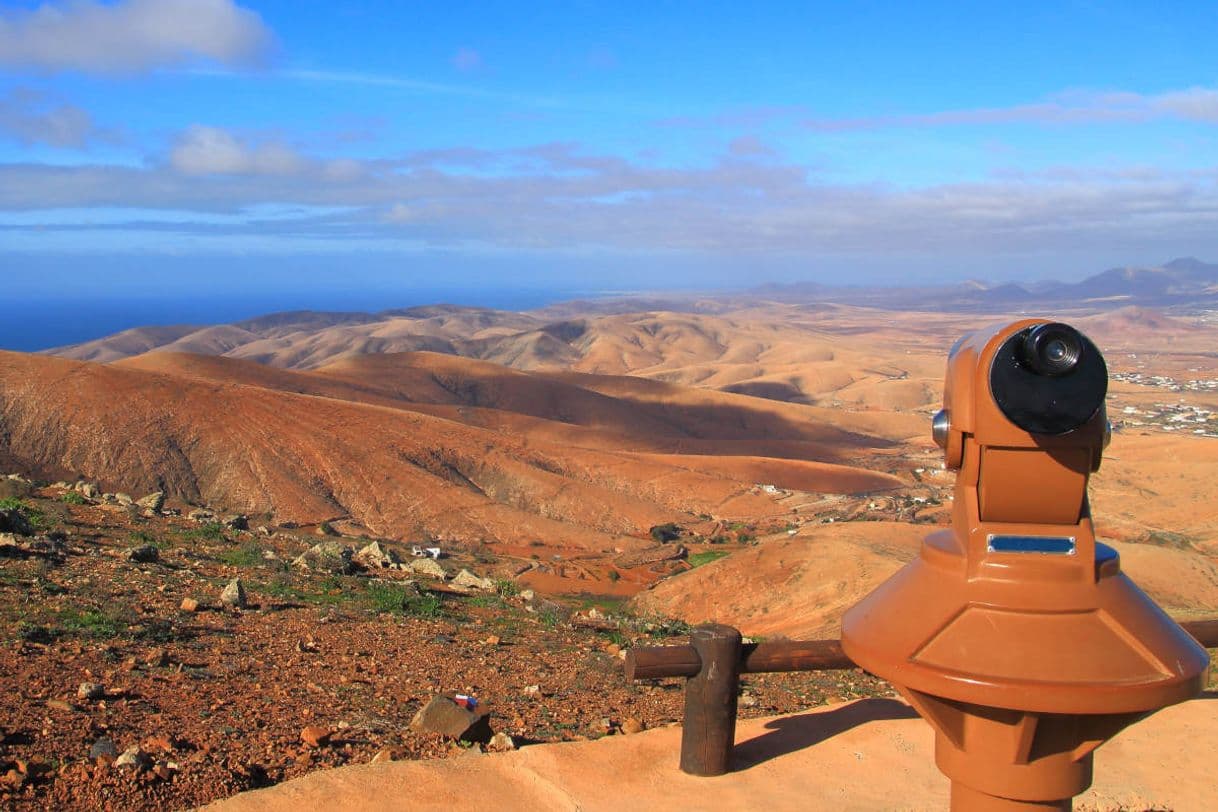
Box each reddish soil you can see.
[0,485,889,811]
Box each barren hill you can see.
[0,350,902,549]
[48,303,963,412]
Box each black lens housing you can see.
[990,322,1107,435]
[1020,323,1083,377]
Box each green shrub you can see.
[180,522,226,542]
[649,523,683,542]
[217,542,265,567]
[365,582,414,613]
[59,491,86,505]
[0,497,48,531]
[403,592,444,617]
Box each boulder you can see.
[452,569,495,591]
[410,695,493,743]
[222,514,249,531]
[136,492,165,512]
[188,508,215,523]
[293,542,355,575]
[408,557,449,580]
[0,508,33,536]
[127,544,160,564]
[354,541,401,570]
[220,578,247,608]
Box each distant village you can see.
[1110,370,1218,438]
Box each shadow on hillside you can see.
[731,697,918,772]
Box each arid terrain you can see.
[2,295,1217,809]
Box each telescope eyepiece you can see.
[989,321,1107,435]
[1020,323,1083,377]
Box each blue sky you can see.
[1,0,1216,301]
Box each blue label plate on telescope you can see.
[986,534,1076,555]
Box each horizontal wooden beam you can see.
[626,638,852,681]
[626,618,1218,682]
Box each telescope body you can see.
[842,319,1209,810]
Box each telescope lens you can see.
[991,321,1107,435]
[1021,323,1083,377]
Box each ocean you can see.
[0,289,590,353]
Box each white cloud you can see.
[0,0,271,74]
[169,125,304,176]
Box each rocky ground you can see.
[0,477,890,811]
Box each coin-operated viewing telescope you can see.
[842,320,1209,811]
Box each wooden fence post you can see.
[679,623,742,776]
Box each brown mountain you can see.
[0,349,903,549]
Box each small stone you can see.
[188,508,215,522]
[484,635,501,646]
[143,648,169,668]
[46,699,75,712]
[370,748,405,764]
[219,578,247,608]
[114,493,134,506]
[524,685,541,696]
[519,589,535,602]
[115,745,152,771]
[179,597,200,612]
[89,737,118,760]
[411,695,493,743]
[605,643,621,656]
[487,732,516,752]
[300,725,332,748]
[621,718,645,735]
[127,544,159,563]
[77,682,104,701]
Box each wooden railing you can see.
[625,618,1218,776]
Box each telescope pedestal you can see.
[950,783,1069,812]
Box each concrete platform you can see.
[203,695,1218,811]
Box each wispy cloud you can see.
[2,138,1215,260]
[268,68,562,108]
[0,87,112,147]
[802,87,1218,131]
[0,0,272,75]
[658,87,1218,132]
